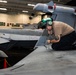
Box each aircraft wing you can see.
[0,37,10,44]
[0,46,76,75]
[0,33,10,44]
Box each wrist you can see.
[47,40,51,44]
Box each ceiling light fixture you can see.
[0,8,7,10]
[28,4,35,6]
[22,10,28,13]
[0,0,7,3]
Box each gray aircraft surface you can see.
[0,28,43,51]
[33,1,76,15]
[0,1,76,75]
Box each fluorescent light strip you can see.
[28,4,35,6]
[0,0,7,3]
[0,8,7,10]
[22,10,28,13]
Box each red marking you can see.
[48,6,53,9]
[4,58,7,69]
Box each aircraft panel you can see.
[0,29,43,36]
[34,29,48,48]
[52,12,76,28]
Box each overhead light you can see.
[28,4,35,6]
[0,8,7,10]
[22,10,28,13]
[0,0,7,3]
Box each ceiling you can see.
[0,0,74,14]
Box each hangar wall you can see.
[0,13,41,24]
[30,15,41,24]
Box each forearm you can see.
[47,39,60,44]
[51,39,60,43]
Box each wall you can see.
[0,13,30,24]
[30,15,41,24]
[0,13,41,24]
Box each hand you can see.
[47,40,51,44]
[47,39,60,44]
[51,39,59,43]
